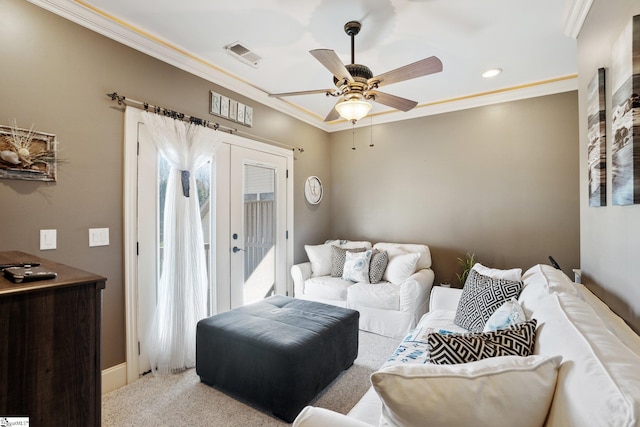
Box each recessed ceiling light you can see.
[482,68,503,78]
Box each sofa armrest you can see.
[429,286,463,312]
[292,262,312,297]
[293,407,374,427]
[399,268,435,314]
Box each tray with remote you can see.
[3,266,57,283]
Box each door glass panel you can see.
[243,164,276,305]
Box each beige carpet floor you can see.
[102,331,399,426]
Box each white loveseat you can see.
[293,264,640,427]
[292,240,435,338]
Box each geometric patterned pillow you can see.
[369,249,389,284]
[454,269,523,332]
[428,319,537,365]
[330,246,366,277]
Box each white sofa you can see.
[293,264,640,427]
[292,240,435,338]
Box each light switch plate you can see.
[40,229,57,250]
[89,228,109,247]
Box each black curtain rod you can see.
[106,92,303,153]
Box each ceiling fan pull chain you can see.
[369,117,374,147]
[352,123,356,150]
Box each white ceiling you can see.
[31,0,584,132]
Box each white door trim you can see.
[123,107,140,384]
[123,107,293,385]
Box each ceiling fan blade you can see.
[269,89,333,98]
[324,103,341,122]
[369,91,418,112]
[310,49,354,83]
[371,56,443,87]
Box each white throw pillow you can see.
[472,262,522,281]
[342,250,373,283]
[304,240,338,277]
[483,297,526,332]
[371,355,561,427]
[383,252,420,285]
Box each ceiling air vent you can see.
[224,41,261,68]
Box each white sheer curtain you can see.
[142,111,219,374]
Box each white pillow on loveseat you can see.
[383,252,420,285]
[371,355,561,427]
[304,240,339,277]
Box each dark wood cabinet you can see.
[0,251,106,426]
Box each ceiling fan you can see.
[269,21,443,124]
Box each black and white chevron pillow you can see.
[428,319,537,365]
[454,269,523,332]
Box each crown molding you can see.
[327,75,578,132]
[28,0,579,133]
[26,0,323,128]
[563,0,594,38]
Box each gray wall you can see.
[578,0,640,333]
[0,0,330,369]
[329,92,580,285]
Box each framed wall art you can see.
[0,123,57,182]
[220,95,230,118]
[587,68,607,207]
[209,91,253,127]
[229,99,238,122]
[210,91,221,115]
[237,102,245,123]
[245,106,253,127]
[611,14,640,205]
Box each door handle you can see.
[232,246,245,253]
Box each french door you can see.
[124,107,293,380]
[229,146,288,309]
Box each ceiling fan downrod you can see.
[344,21,361,65]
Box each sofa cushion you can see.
[330,246,366,278]
[575,283,640,357]
[374,242,432,270]
[303,276,354,301]
[304,241,338,277]
[522,263,578,296]
[527,291,640,427]
[454,269,523,332]
[369,250,389,284]
[371,355,561,427]
[347,282,400,311]
[342,250,373,283]
[294,407,373,427]
[383,252,420,285]
[428,319,537,364]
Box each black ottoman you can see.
[196,295,359,422]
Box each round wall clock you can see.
[304,176,323,205]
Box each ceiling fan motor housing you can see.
[334,64,373,91]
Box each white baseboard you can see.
[102,362,128,394]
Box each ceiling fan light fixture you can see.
[335,97,372,123]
